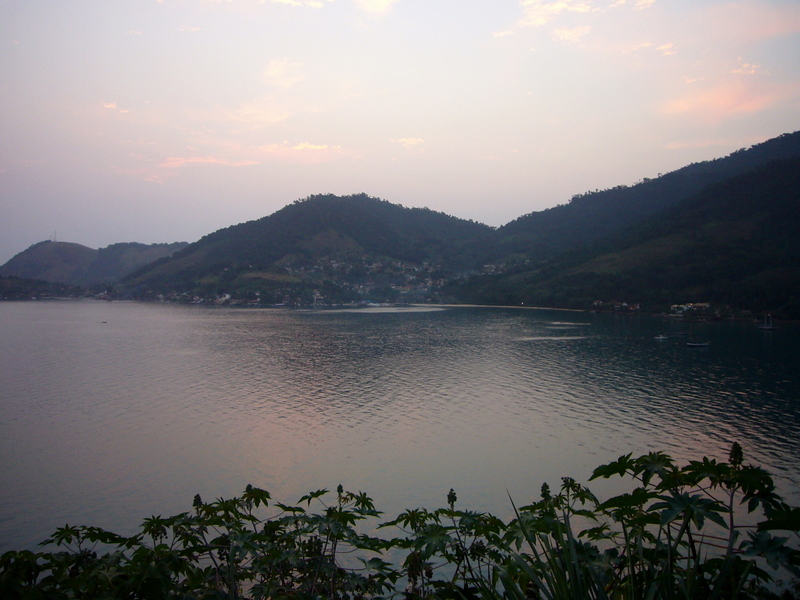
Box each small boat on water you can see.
[655,334,669,341]
[687,341,710,348]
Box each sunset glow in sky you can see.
[1,0,798,263]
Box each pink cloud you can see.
[518,0,594,27]
[697,2,800,43]
[158,156,261,169]
[553,26,591,43]
[661,81,781,122]
[254,142,344,163]
[392,137,425,150]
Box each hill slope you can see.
[123,193,493,302]
[455,158,800,316]
[492,131,800,260]
[6,132,799,311]
[0,241,189,287]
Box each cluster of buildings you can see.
[145,256,457,306]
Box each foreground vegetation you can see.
[2,444,799,599]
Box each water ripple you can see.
[1,302,799,552]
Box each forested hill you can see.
[5,132,799,312]
[123,194,493,300]
[0,241,188,287]
[453,157,800,317]
[492,131,800,260]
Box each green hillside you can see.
[0,241,96,285]
[454,158,800,317]
[123,193,493,303]
[0,241,189,287]
[492,131,800,261]
[5,132,800,313]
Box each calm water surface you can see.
[1,300,799,551]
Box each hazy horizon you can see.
[2,0,798,265]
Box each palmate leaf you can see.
[758,504,800,533]
[597,487,657,513]
[141,516,170,543]
[635,451,676,486]
[414,524,454,559]
[590,453,635,480]
[652,492,728,529]
[741,531,794,571]
[348,490,379,514]
[298,489,328,506]
[242,484,271,508]
[273,502,306,514]
[380,508,432,533]
[735,466,781,513]
[581,523,611,542]
[359,556,401,586]
[42,524,82,547]
[685,456,730,487]
[79,526,130,547]
[560,478,599,507]
[451,509,501,537]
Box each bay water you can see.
[1,300,799,552]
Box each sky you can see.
[1,0,798,264]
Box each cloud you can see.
[662,81,779,122]
[263,58,305,88]
[267,0,331,7]
[291,142,335,151]
[393,137,425,149]
[553,26,591,42]
[515,0,657,30]
[254,141,344,163]
[158,156,260,169]
[518,0,594,27]
[227,101,295,128]
[732,61,762,75]
[656,43,675,56]
[622,41,674,57]
[102,102,130,114]
[696,2,800,43]
[353,0,401,15]
[624,41,651,52]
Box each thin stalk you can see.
[623,522,634,600]
[708,486,740,600]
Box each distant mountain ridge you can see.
[0,241,189,287]
[3,131,799,314]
